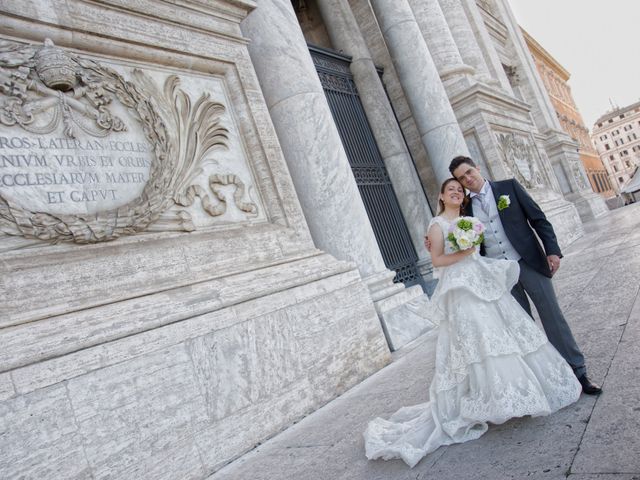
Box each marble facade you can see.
[0,1,392,478]
[1,0,595,478]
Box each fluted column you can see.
[406,0,475,82]
[316,0,432,264]
[370,0,470,185]
[438,0,493,83]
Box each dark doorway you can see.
[310,46,423,288]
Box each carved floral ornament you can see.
[0,39,257,244]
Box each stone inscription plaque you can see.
[0,132,153,216]
[0,39,261,243]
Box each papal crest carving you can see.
[0,39,258,244]
[496,132,542,188]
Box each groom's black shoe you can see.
[578,375,602,395]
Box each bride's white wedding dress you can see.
[363,216,581,468]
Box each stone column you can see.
[437,0,493,84]
[406,0,475,83]
[316,0,432,271]
[242,0,433,349]
[369,0,471,186]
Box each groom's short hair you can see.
[449,156,476,175]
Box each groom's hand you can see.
[424,235,432,252]
[547,254,561,275]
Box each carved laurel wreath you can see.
[0,39,256,244]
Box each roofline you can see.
[594,99,640,126]
[521,28,570,80]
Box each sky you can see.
[508,0,640,129]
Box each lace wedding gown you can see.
[364,216,581,468]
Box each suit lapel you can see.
[490,181,505,218]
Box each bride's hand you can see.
[462,246,476,256]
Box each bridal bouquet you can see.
[447,216,485,251]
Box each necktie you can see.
[477,192,490,215]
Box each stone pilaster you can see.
[460,0,512,91]
[543,133,610,221]
[369,0,470,186]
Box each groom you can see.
[448,156,601,395]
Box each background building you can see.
[591,101,640,199]
[524,30,616,200]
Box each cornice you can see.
[450,81,531,115]
[521,28,569,80]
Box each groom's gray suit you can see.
[466,178,586,377]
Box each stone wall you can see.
[0,1,391,478]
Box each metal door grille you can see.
[310,46,422,287]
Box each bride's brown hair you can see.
[437,178,468,215]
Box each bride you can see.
[363,178,581,468]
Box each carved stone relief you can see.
[495,131,543,188]
[503,65,520,87]
[0,39,259,244]
[569,158,589,190]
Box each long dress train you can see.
[363,216,581,468]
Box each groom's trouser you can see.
[511,260,586,378]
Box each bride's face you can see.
[440,180,465,208]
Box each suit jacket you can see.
[465,179,562,278]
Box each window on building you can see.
[605,144,611,150]
[626,160,631,168]
[619,177,624,183]
[610,155,615,160]
[614,165,619,172]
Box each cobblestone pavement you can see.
[210,203,640,480]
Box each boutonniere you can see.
[497,194,511,211]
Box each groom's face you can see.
[452,163,484,193]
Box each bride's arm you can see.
[428,224,475,268]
